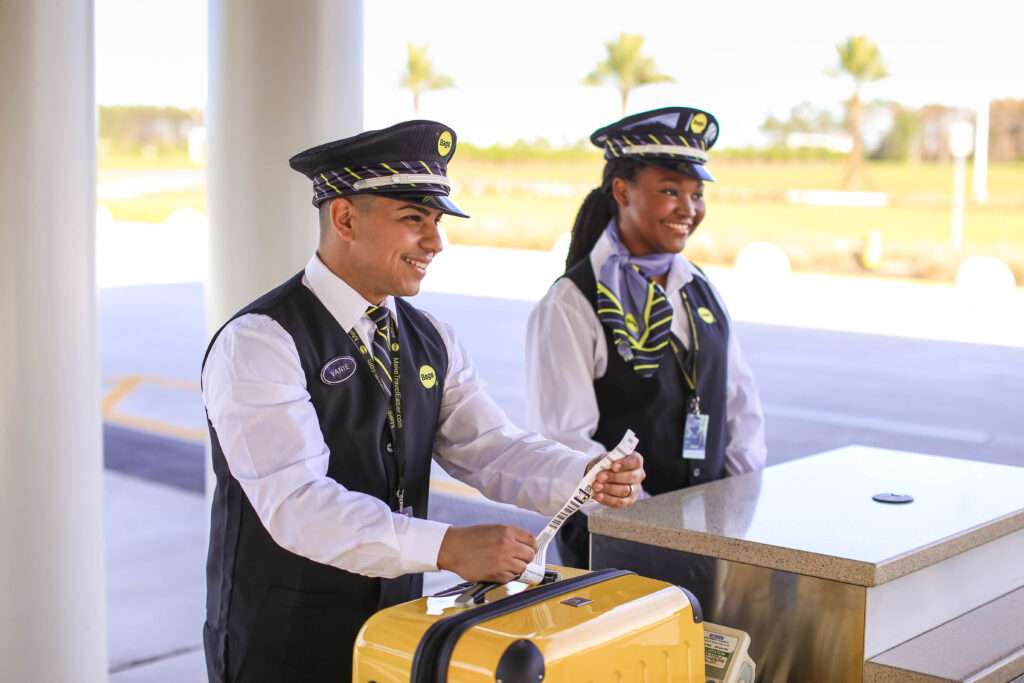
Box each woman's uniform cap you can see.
[590,106,719,181]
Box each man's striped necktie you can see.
[365,305,394,396]
[596,274,674,378]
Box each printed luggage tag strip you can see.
[519,429,638,585]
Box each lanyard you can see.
[348,316,406,511]
[668,289,701,413]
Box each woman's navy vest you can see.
[563,259,730,492]
[201,272,447,682]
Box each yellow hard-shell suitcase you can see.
[352,566,705,682]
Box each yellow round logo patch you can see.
[690,113,708,134]
[391,342,399,352]
[624,313,639,335]
[697,306,716,324]
[418,364,437,389]
[437,130,453,157]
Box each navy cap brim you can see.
[682,163,715,182]
[646,158,716,182]
[381,192,470,219]
[420,194,470,218]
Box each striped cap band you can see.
[312,159,450,206]
[353,173,451,191]
[604,132,711,162]
[615,143,708,163]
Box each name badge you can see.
[682,412,709,460]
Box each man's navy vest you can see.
[201,272,447,683]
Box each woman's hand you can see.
[587,451,645,508]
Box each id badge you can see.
[683,412,709,460]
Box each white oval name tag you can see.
[320,356,357,385]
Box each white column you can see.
[206,0,364,332]
[205,1,364,501]
[0,3,107,682]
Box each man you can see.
[201,120,646,682]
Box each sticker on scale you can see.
[704,629,738,670]
[683,412,709,460]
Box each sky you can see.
[96,0,1023,147]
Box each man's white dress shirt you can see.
[203,254,592,580]
[526,231,767,475]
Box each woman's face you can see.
[612,165,705,256]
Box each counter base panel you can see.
[592,533,866,683]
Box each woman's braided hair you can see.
[564,157,645,271]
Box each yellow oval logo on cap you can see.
[697,306,716,324]
[437,131,453,157]
[419,364,437,389]
[690,113,708,134]
[625,313,639,335]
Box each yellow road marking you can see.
[100,378,519,496]
[103,374,205,444]
[104,414,207,443]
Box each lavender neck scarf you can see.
[596,220,676,370]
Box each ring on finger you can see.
[626,483,633,498]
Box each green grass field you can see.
[98,158,1024,283]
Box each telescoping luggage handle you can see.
[448,429,639,607]
[412,568,635,683]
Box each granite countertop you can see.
[589,446,1024,586]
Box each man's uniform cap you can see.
[591,106,720,181]
[289,119,469,218]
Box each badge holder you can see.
[683,397,709,461]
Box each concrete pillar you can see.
[0,2,108,682]
[206,0,364,332]
[205,1,364,505]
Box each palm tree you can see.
[400,43,454,114]
[584,33,674,115]
[829,36,888,188]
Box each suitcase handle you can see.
[454,582,501,607]
[450,570,561,607]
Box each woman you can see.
[526,107,767,568]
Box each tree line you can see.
[99,35,1023,172]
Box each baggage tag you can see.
[517,429,639,587]
[683,397,708,461]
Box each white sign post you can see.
[948,121,973,249]
[973,100,989,204]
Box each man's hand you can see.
[587,451,645,508]
[437,524,536,583]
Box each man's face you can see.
[345,195,445,301]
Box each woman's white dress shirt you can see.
[526,231,767,475]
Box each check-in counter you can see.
[589,446,1024,682]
